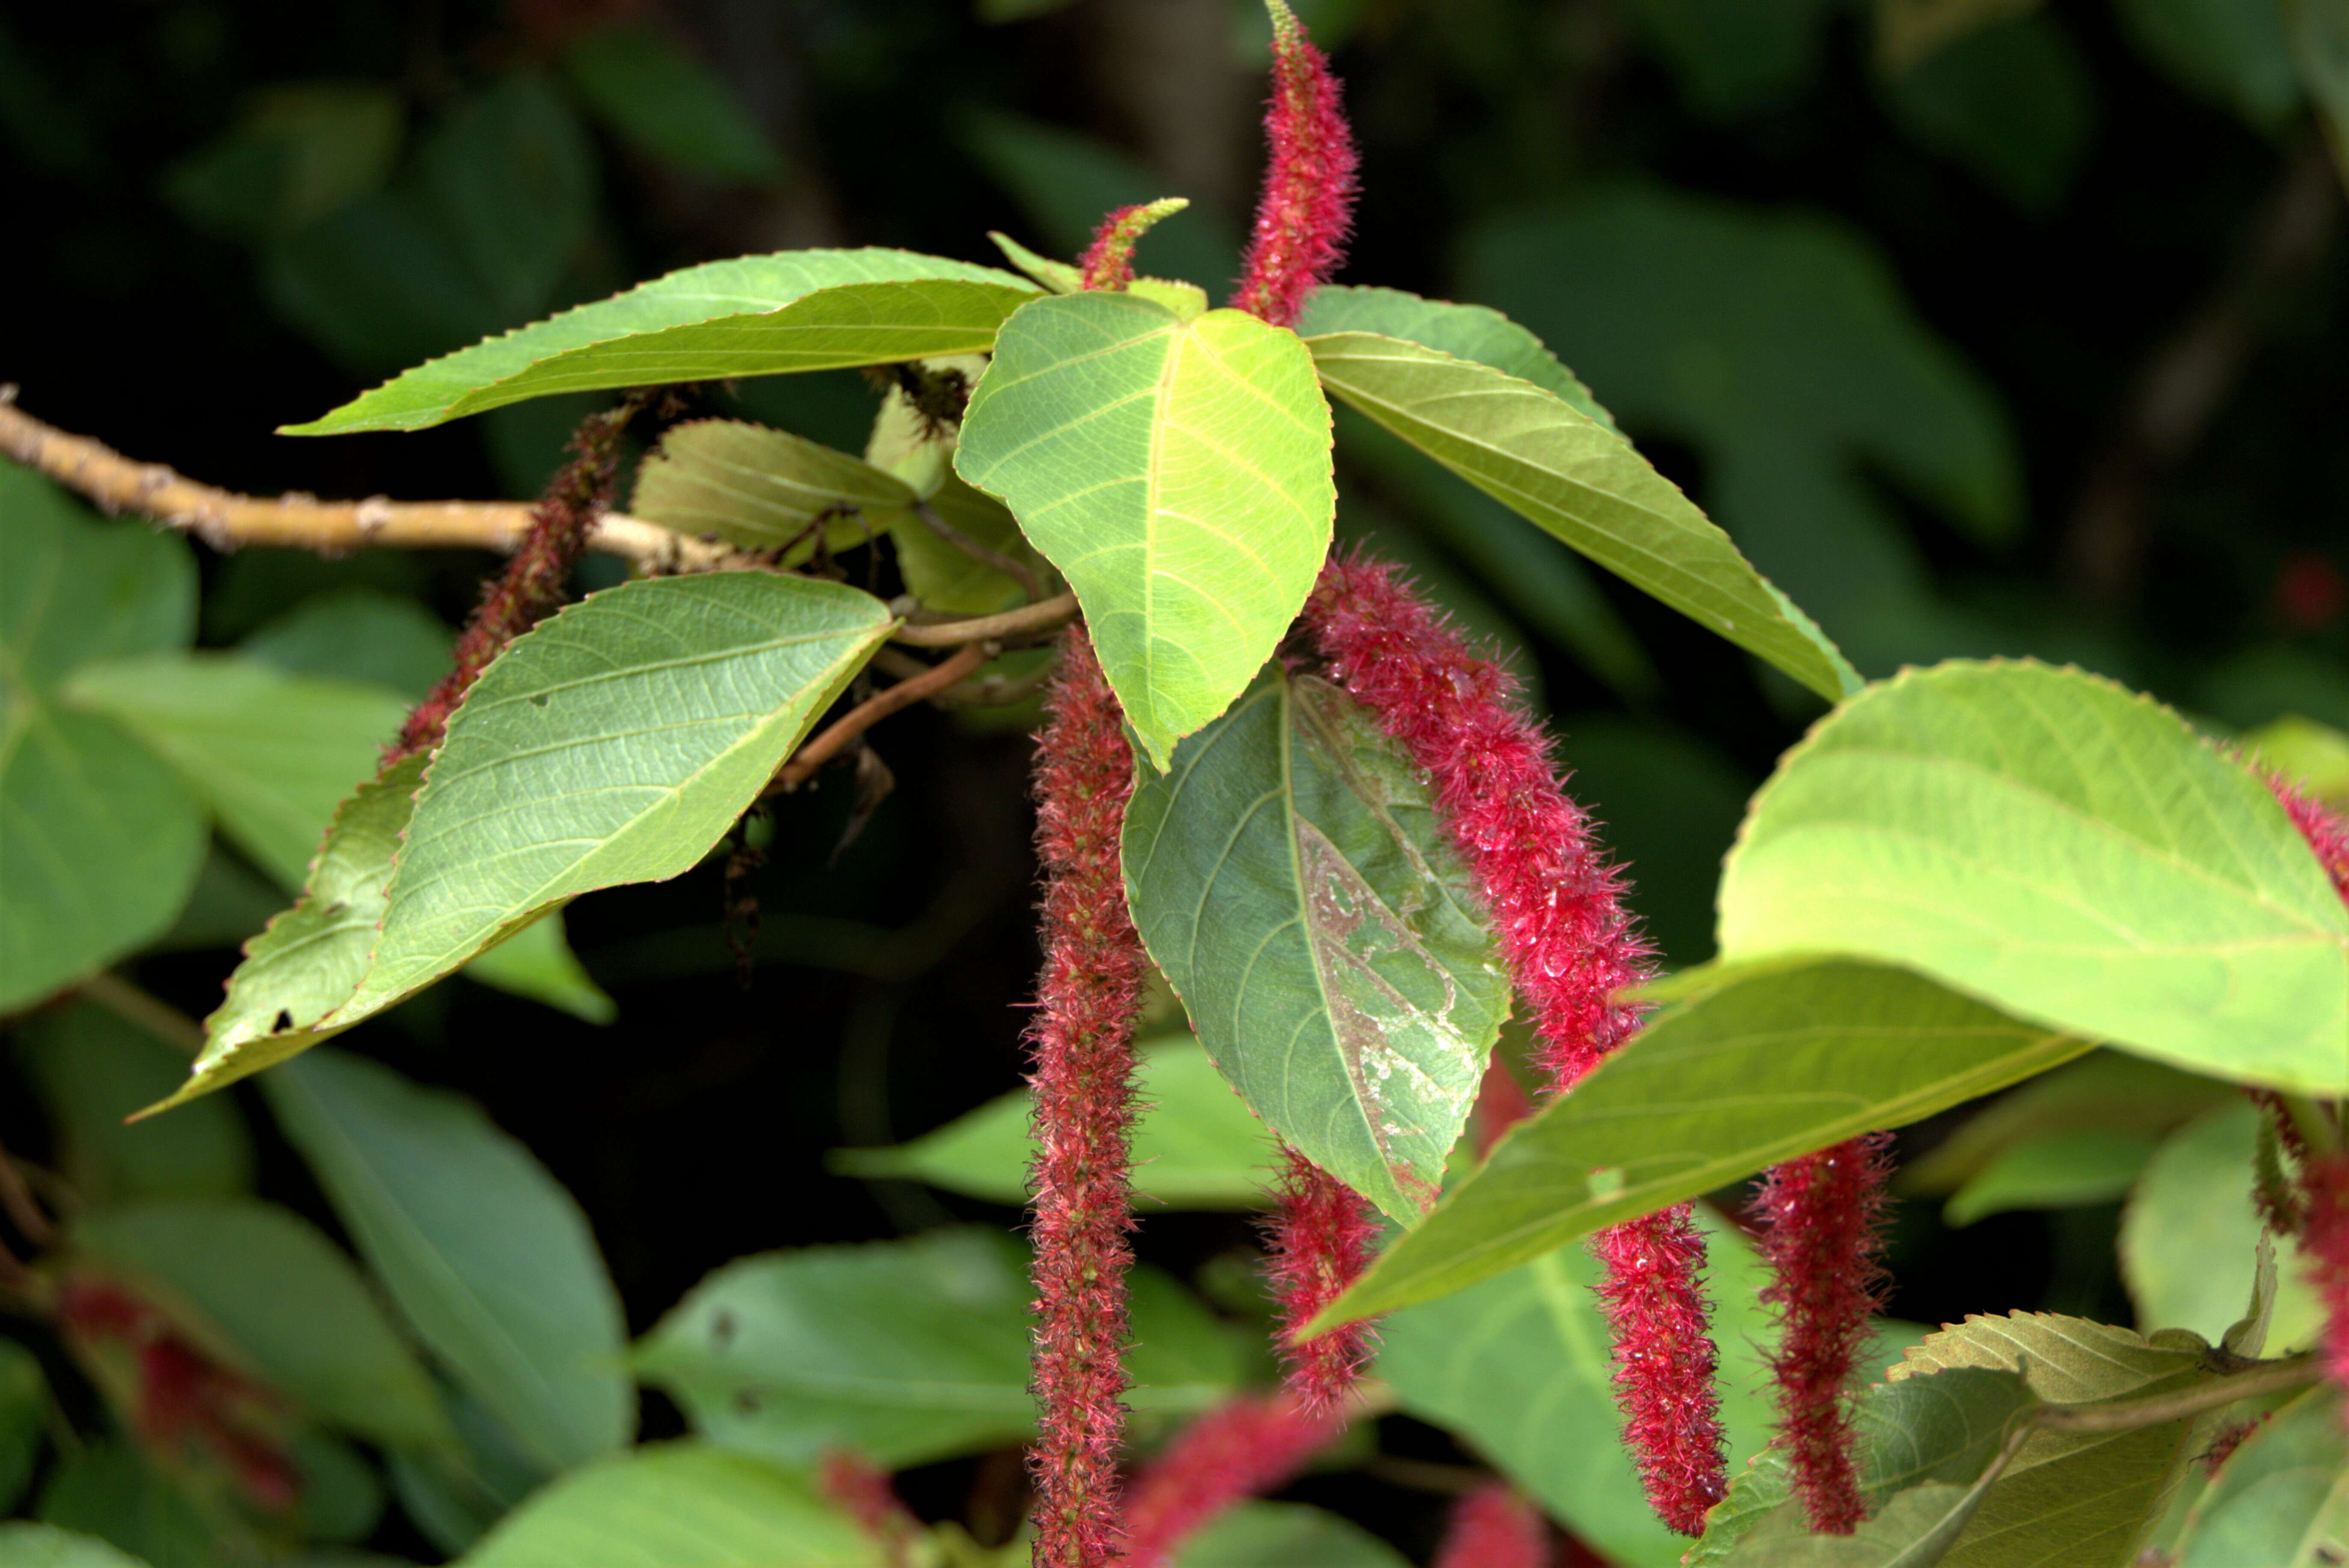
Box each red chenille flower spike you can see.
[1299,554,1725,1535]
[1115,1392,1344,1568]
[1079,198,1189,293]
[1026,626,1149,1568]
[1266,1145,1380,1414]
[1433,1482,1552,1568]
[1231,0,1358,327]
[2301,1153,2349,1403]
[1751,1134,1897,1534]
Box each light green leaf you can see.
[1690,1366,2037,1568]
[309,574,885,1056]
[1380,1209,1788,1568]
[1304,329,1858,702]
[1940,1130,2156,1227]
[455,1444,878,1568]
[833,1033,1278,1208]
[1173,1503,1412,1568]
[1718,660,2349,1094]
[1297,284,1618,430]
[0,463,205,1013]
[18,1001,252,1207]
[2174,1386,2348,1568]
[71,1197,452,1452]
[1123,665,1510,1221]
[1898,1051,2231,1198]
[287,250,1039,434]
[0,1340,46,1512]
[62,653,410,889]
[2122,1101,2325,1351]
[264,1049,633,1474]
[1719,1477,2006,1568]
[989,230,1079,292]
[1886,1313,2214,1568]
[559,21,786,186]
[954,290,1335,769]
[635,1228,1241,1470]
[630,419,914,553]
[0,1523,155,1568]
[1328,960,2083,1323]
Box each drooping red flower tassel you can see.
[1231,0,1358,328]
[1750,1134,1896,1535]
[1115,1392,1344,1568]
[817,1451,922,1568]
[1433,1483,1552,1568]
[389,397,640,761]
[1079,198,1189,293]
[1265,1145,1380,1414]
[1299,554,1725,1535]
[2300,1154,2349,1397]
[1026,625,1148,1568]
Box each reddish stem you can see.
[1266,1145,1380,1414]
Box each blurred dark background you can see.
[5,0,2345,1550]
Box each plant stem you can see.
[890,592,1079,647]
[767,642,991,793]
[2025,1354,2321,1434]
[913,500,1043,603]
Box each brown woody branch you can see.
[768,641,993,793]
[0,392,744,573]
[890,591,1079,647]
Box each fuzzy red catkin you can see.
[1079,201,1179,293]
[817,1451,921,1568]
[1299,554,1726,1535]
[1231,0,1358,328]
[1432,1482,1552,1568]
[2302,1154,2349,1400]
[1750,1134,1896,1535]
[1114,1391,1344,1568]
[1026,626,1149,1568]
[1265,1145,1380,1414]
[2267,774,2349,900]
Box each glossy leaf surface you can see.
[1719,660,2349,1093]
[1330,960,2084,1322]
[955,290,1335,769]
[1305,329,1859,701]
[1124,666,1509,1221]
[265,1050,633,1475]
[288,249,1038,434]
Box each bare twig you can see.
[2026,1353,2321,1434]
[768,641,992,793]
[0,1135,53,1250]
[890,592,1079,648]
[0,394,745,573]
[913,500,1044,603]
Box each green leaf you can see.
[71,1197,453,1452]
[1940,1130,2156,1227]
[1881,16,2094,214]
[1717,660,2349,1094]
[161,81,404,245]
[1297,285,1619,430]
[635,1228,1241,1470]
[1898,1051,2232,1198]
[1304,329,1859,702]
[241,588,454,701]
[1329,960,2084,1322]
[955,290,1334,767]
[2174,1386,2349,1568]
[1172,1503,1412,1568]
[2245,715,2349,808]
[0,462,205,1013]
[2288,0,2349,198]
[1716,1477,2009,1568]
[882,476,1049,617]
[1689,1366,2037,1568]
[2115,0,2301,128]
[462,915,615,1025]
[263,1049,633,1474]
[1617,0,1836,116]
[630,419,914,553]
[35,1441,246,1568]
[288,251,1038,434]
[0,1524,155,1568]
[454,1444,879,1568]
[0,1339,47,1512]
[1885,1313,2215,1568]
[1379,1209,1789,1568]
[833,1033,1279,1208]
[62,653,410,889]
[18,1001,253,1206]
[2122,1101,2325,1351]
[560,21,787,186]
[1122,665,1510,1220]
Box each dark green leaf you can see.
[36,1443,239,1568]
[1898,1051,2232,1197]
[161,82,403,244]
[2114,0,2301,128]
[1882,16,2094,212]
[1719,660,2349,1094]
[1941,1131,2156,1227]
[240,589,453,701]
[264,1050,633,1474]
[560,22,787,186]
[0,1340,46,1513]
[1330,961,2084,1322]
[1615,0,1836,117]
[1123,665,1510,1220]
[2174,1386,2348,1568]
[288,251,1038,435]
[18,1001,253,1206]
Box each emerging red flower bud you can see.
[1266,1145,1380,1414]
[1231,0,1358,328]
[1115,1391,1344,1568]
[1433,1482,1552,1568]
[1750,1133,1897,1535]
[1026,625,1149,1568]
[1079,198,1189,294]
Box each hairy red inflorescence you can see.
[389,398,639,761]
[1026,625,1149,1568]
[1115,1391,1345,1568]
[1750,1133,1897,1535]
[2302,1153,2349,1399]
[1231,0,1358,328]
[2267,774,2349,900]
[1079,199,1185,294]
[1299,553,1725,1534]
[1432,1482,1552,1568]
[1265,1145,1380,1414]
